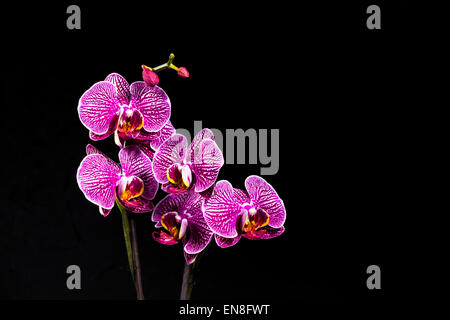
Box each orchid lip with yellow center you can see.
[239,206,270,236]
[117,175,145,202]
[116,106,144,137]
[164,163,192,193]
[160,212,188,242]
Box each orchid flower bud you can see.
[177,67,189,78]
[142,65,159,86]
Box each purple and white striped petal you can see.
[77,154,121,210]
[215,234,241,248]
[119,145,158,200]
[186,128,215,163]
[233,188,251,206]
[199,185,215,202]
[184,211,213,254]
[85,144,121,177]
[152,194,186,225]
[203,180,241,238]
[184,251,198,265]
[89,130,112,141]
[151,189,197,224]
[245,176,286,228]
[181,188,203,216]
[130,81,171,132]
[150,120,176,150]
[99,206,112,217]
[134,129,160,141]
[89,114,119,141]
[104,73,131,105]
[152,134,188,184]
[85,144,102,156]
[190,139,224,192]
[136,142,155,160]
[78,81,120,135]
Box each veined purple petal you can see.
[233,188,251,206]
[184,251,198,265]
[245,176,286,228]
[184,211,213,254]
[77,154,121,210]
[119,145,158,200]
[215,234,241,248]
[199,185,215,202]
[152,189,200,225]
[150,120,176,150]
[135,129,160,141]
[78,81,120,135]
[182,188,204,216]
[203,180,241,238]
[85,144,121,174]
[99,206,112,217]
[90,130,111,141]
[152,134,188,184]
[136,142,155,160]
[89,114,119,141]
[190,139,224,192]
[152,194,184,225]
[186,128,215,163]
[130,81,171,132]
[85,144,101,156]
[242,226,285,240]
[120,196,154,213]
[104,73,131,105]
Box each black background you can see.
[0,0,426,305]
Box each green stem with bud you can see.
[151,53,179,72]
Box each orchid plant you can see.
[75,53,287,300]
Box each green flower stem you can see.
[179,244,209,300]
[180,261,195,300]
[116,198,134,282]
[130,216,144,300]
[152,53,177,73]
[151,63,169,72]
[116,197,144,300]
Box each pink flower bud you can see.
[142,65,159,86]
[177,67,189,78]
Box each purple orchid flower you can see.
[77,144,158,216]
[152,129,224,194]
[152,189,213,264]
[203,176,286,248]
[78,73,171,143]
